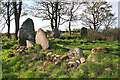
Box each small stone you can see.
[65,59,69,62]
[91,48,97,53]
[26,40,34,48]
[76,60,80,64]
[87,54,99,62]
[46,52,53,61]
[91,47,109,53]
[56,55,61,58]
[54,57,57,60]
[55,59,62,65]
[68,61,78,67]
[67,51,73,58]
[105,67,112,72]
[80,57,86,63]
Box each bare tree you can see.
[103,13,117,30]
[27,0,84,34]
[66,2,83,35]
[27,0,70,31]
[0,0,14,38]
[31,1,58,30]
[81,1,116,31]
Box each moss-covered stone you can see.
[91,47,109,53]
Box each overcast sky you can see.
[1,0,120,33]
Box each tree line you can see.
[0,0,22,39]
[0,0,117,39]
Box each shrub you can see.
[87,29,104,40]
[87,28,120,41]
[102,28,120,41]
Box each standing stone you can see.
[18,18,35,46]
[81,27,88,38]
[36,28,49,49]
[52,28,60,38]
[26,40,34,48]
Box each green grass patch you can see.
[2,33,119,78]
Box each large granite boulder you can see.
[18,18,35,46]
[52,28,60,38]
[36,28,49,49]
[81,27,88,38]
[67,48,84,59]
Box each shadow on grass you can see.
[51,39,72,46]
[49,41,70,55]
[109,48,120,56]
[60,36,81,40]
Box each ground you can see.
[1,33,120,78]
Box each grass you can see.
[1,33,120,78]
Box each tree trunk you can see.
[55,2,58,29]
[51,3,54,31]
[7,2,11,38]
[68,2,74,35]
[13,1,22,40]
[15,15,19,40]
[51,18,54,30]
[92,13,96,31]
[58,9,60,28]
[68,19,72,35]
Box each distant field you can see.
[1,33,120,78]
